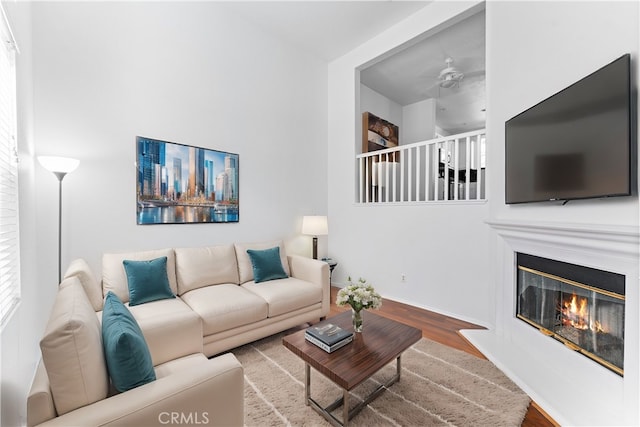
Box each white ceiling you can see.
[223,1,485,135]
[221,1,430,61]
[360,9,486,134]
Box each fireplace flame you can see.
[562,293,588,329]
[562,293,605,332]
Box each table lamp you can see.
[302,215,328,260]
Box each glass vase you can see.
[352,308,363,333]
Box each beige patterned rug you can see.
[231,332,530,426]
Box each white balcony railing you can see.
[357,129,486,204]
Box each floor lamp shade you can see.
[302,216,328,260]
[38,156,80,284]
[38,156,80,175]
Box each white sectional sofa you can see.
[27,240,330,426]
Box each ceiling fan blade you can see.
[418,67,445,79]
[465,69,485,78]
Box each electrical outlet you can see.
[400,274,406,283]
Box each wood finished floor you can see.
[328,286,558,427]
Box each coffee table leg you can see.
[342,389,349,427]
[305,363,311,406]
[306,355,404,427]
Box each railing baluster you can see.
[376,153,382,202]
[416,145,428,202]
[364,157,369,203]
[423,146,428,201]
[436,142,442,201]
[477,135,484,200]
[415,147,420,201]
[470,136,476,200]
[444,142,449,201]
[385,152,390,203]
[465,136,471,200]
[430,145,435,201]
[416,147,420,201]
[368,156,372,203]
[436,143,441,201]
[477,135,481,200]
[392,151,396,202]
[453,139,459,200]
[358,157,363,203]
[475,135,480,200]
[407,148,412,202]
[398,150,404,202]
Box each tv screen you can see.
[505,54,631,204]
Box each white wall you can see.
[359,84,402,140]
[479,1,640,424]
[487,1,638,226]
[1,2,328,425]
[31,1,328,279]
[329,1,490,326]
[402,98,436,144]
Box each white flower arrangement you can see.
[336,277,382,312]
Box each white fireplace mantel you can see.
[487,219,639,259]
[462,218,639,426]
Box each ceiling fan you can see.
[421,57,485,99]
[438,57,464,89]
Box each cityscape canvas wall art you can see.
[136,136,239,224]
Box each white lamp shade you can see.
[372,161,399,187]
[38,156,80,174]
[302,215,328,236]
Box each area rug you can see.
[231,332,530,426]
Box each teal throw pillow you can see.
[246,247,288,283]
[102,292,156,392]
[123,256,175,306]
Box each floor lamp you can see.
[38,156,80,284]
[302,215,328,260]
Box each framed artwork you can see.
[136,136,239,224]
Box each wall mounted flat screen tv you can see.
[505,54,632,204]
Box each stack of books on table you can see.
[305,323,354,353]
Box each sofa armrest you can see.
[27,360,57,427]
[34,354,244,427]
[287,255,330,316]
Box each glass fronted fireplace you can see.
[516,253,625,376]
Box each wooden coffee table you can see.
[282,310,421,426]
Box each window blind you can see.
[0,5,20,329]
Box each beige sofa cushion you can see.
[154,353,208,379]
[234,240,290,284]
[181,284,268,335]
[126,297,203,366]
[242,277,323,317]
[174,245,239,294]
[102,248,177,303]
[63,258,103,311]
[40,277,109,415]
